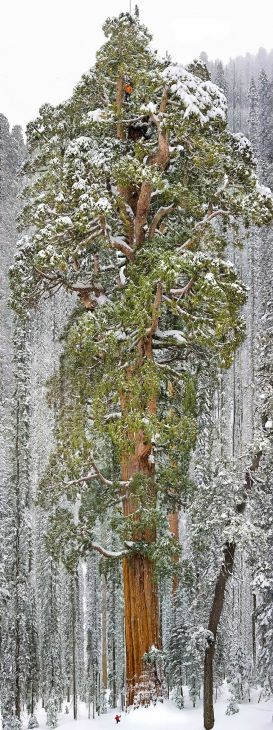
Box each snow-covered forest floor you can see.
[7,695,273,730]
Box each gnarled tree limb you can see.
[110,236,135,262]
[148,204,174,241]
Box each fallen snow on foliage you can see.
[14,696,273,730]
[256,183,273,200]
[88,108,105,122]
[163,65,227,124]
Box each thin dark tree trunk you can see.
[101,576,108,690]
[92,666,95,719]
[72,577,77,720]
[204,542,235,730]
[203,452,262,730]
[15,398,21,720]
[31,682,34,716]
[252,593,257,668]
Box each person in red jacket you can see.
[124,81,133,102]
[114,714,121,723]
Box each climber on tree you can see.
[124,80,133,102]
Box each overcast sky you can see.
[1,0,273,131]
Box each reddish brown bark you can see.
[121,330,163,705]
[122,434,162,706]
[78,290,97,309]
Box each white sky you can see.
[1,0,273,131]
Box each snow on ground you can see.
[15,696,273,730]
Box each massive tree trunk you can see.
[121,432,162,706]
[123,552,161,705]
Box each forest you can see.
[1,9,273,730]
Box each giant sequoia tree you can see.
[10,11,273,706]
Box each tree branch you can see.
[90,459,114,486]
[170,278,194,299]
[146,281,163,337]
[109,236,135,262]
[62,473,98,488]
[159,86,169,113]
[116,75,125,140]
[148,204,174,241]
[90,542,128,559]
[133,88,170,249]
[149,88,170,168]
[33,266,56,282]
[62,459,130,490]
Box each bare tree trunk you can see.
[204,542,235,730]
[252,593,257,668]
[71,576,77,721]
[101,576,108,689]
[15,399,21,720]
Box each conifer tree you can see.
[257,70,273,186]
[213,61,228,97]
[251,327,273,696]
[248,78,259,158]
[10,11,273,706]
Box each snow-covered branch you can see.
[90,542,129,559]
[61,459,130,490]
[109,236,135,262]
